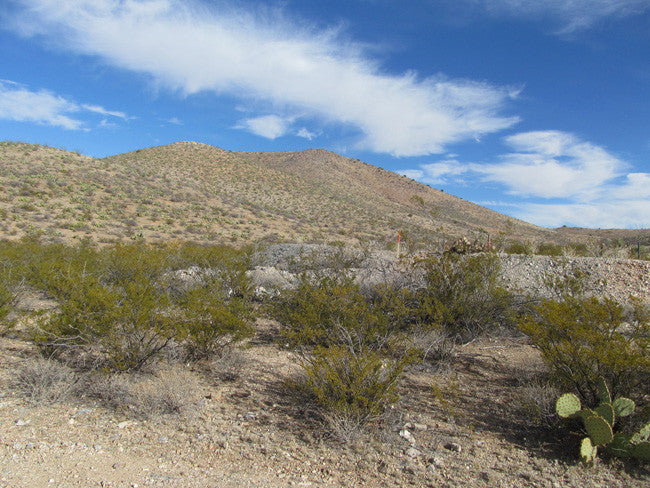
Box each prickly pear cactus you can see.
[612,397,635,417]
[631,441,650,461]
[596,377,611,404]
[594,403,615,426]
[607,433,633,458]
[556,393,581,418]
[580,437,597,464]
[555,378,647,463]
[631,422,650,444]
[581,410,614,446]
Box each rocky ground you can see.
[1,249,649,488]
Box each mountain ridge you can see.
[0,140,646,248]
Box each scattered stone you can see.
[405,447,421,458]
[117,421,136,429]
[399,429,415,445]
[412,423,427,431]
[15,419,30,426]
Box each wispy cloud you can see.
[0,79,132,130]
[402,130,649,227]
[465,0,650,33]
[5,0,519,156]
[0,80,83,129]
[82,104,130,119]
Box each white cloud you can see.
[401,130,649,227]
[418,160,470,185]
[237,114,291,139]
[477,130,624,200]
[398,169,424,179]
[0,79,132,130]
[515,200,650,228]
[296,127,317,140]
[0,80,83,129]
[6,0,519,156]
[467,0,650,32]
[82,104,129,119]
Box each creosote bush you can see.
[519,296,649,405]
[270,265,418,436]
[298,345,408,441]
[0,238,255,371]
[416,252,516,340]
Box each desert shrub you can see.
[505,240,533,255]
[517,374,561,428]
[207,346,246,382]
[405,326,457,370]
[0,276,16,333]
[536,242,563,256]
[17,239,254,370]
[270,273,413,352]
[33,270,179,371]
[519,296,649,405]
[542,263,589,299]
[271,267,416,436]
[12,357,79,405]
[298,345,407,441]
[416,253,515,339]
[177,276,255,360]
[88,366,202,417]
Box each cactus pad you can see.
[612,397,635,417]
[580,437,597,463]
[631,422,650,444]
[582,410,613,446]
[631,441,650,461]
[556,393,581,418]
[594,403,615,426]
[607,433,632,458]
[596,377,611,404]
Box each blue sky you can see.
[1,0,649,229]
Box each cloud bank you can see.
[0,80,128,129]
[403,130,650,228]
[5,0,519,156]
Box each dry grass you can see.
[87,365,204,418]
[11,357,79,406]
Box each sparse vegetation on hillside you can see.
[5,140,634,249]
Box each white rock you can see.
[399,429,415,444]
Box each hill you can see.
[0,140,646,248]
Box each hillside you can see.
[0,140,646,248]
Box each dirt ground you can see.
[1,321,648,488]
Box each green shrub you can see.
[177,276,254,360]
[536,242,563,256]
[519,297,649,405]
[298,345,407,440]
[270,273,414,352]
[505,241,533,255]
[416,253,515,339]
[34,271,179,371]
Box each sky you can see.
[1,0,649,229]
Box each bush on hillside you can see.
[416,252,515,340]
[177,275,255,360]
[519,296,649,405]
[297,345,408,441]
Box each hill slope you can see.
[0,140,644,247]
